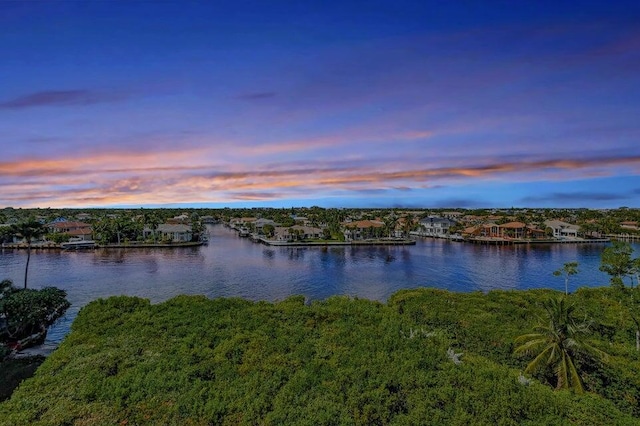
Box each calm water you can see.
[0,225,635,343]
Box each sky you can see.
[1,1,639,209]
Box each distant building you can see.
[47,221,93,241]
[343,220,385,240]
[147,224,193,242]
[544,220,580,239]
[441,211,463,220]
[417,216,455,237]
[272,225,323,241]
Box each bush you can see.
[1,289,639,424]
[0,281,70,343]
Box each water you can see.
[0,225,635,343]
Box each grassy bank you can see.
[2,287,640,425]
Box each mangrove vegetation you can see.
[2,287,640,425]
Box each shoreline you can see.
[1,241,204,250]
[410,233,611,245]
[255,237,416,246]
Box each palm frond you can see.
[565,350,584,393]
[556,351,569,390]
[514,337,548,356]
[524,344,554,374]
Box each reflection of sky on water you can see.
[0,225,637,342]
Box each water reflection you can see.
[0,224,637,343]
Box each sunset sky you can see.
[1,1,639,209]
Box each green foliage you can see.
[514,298,608,393]
[263,223,275,237]
[2,289,640,424]
[0,281,70,342]
[9,220,44,243]
[600,241,636,287]
[554,262,579,295]
[44,232,70,244]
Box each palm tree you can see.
[11,220,45,289]
[141,212,161,243]
[402,217,415,238]
[514,298,608,393]
[384,215,398,238]
[553,262,579,295]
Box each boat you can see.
[60,240,96,250]
[200,232,210,245]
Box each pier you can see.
[608,234,640,242]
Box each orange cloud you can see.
[2,151,640,207]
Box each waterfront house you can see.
[544,220,579,239]
[464,222,545,240]
[152,224,193,242]
[480,223,501,238]
[621,221,639,231]
[525,225,547,239]
[498,222,526,239]
[417,216,455,237]
[462,225,481,237]
[343,220,385,241]
[255,218,277,231]
[47,221,93,241]
[272,225,323,241]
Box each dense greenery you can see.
[0,280,70,345]
[3,206,640,240]
[2,288,640,425]
[514,297,608,393]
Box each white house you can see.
[417,216,455,237]
[145,224,193,242]
[544,220,579,239]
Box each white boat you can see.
[61,240,96,250]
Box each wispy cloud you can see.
[2,148,640,208]
[226,191,284,200]
[0,89,129,109]
[520,192,630,203]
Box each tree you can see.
[553,262,579,295]
[599,242,640,351]
[10,220,44,289]
[600,241,635,288]
[147,214,162,243]
[514,298,608,393]
[401,218,415,238]
[263,224,275,238]
[0,280,70,344]
[384,215,398,238]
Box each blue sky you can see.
[1,1,639,208]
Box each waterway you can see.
[0,225,637,344]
